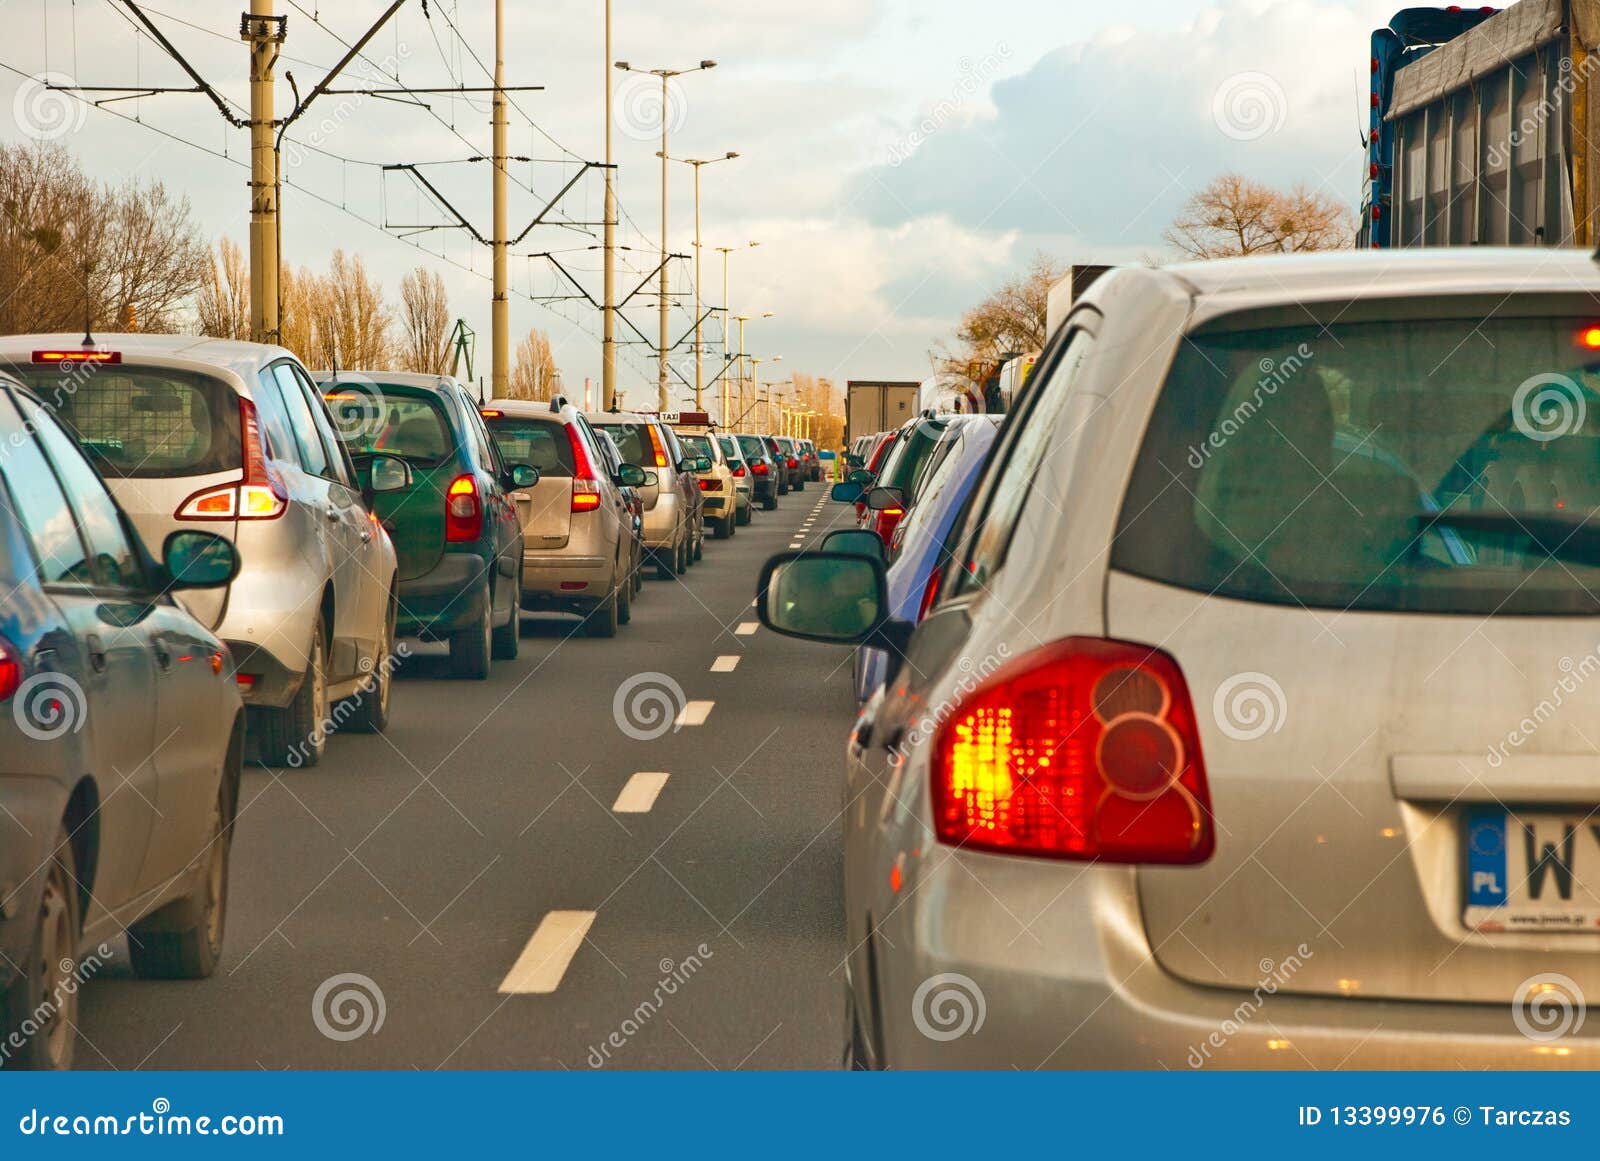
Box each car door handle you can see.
[83,634,108,674]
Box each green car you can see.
[315,373,539,680]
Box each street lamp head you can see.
[762,311,775,319]
[726,151,740,160]
[614,60,630,70]
[700,60,718,69]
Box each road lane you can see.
[77,494,864,1070]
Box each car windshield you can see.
[738,435,766,460]
[6,363,241,478]
[326,387,451,464]
[484,416,576,478]
[1114,308,1600,615]
[878,421,949,493]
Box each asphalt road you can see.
[77,486,860,1070]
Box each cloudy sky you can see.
[2,0,1397,409]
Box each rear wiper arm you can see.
[1418,511,1600,567]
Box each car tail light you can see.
[480,409,504,419]
[931,637,1214,864]
[787,457,798,469]
[917,565,942,621]
[699,478,723,492]
[32,349,120,365]
[176,397,286,520]
[446,474,482,541]
[0,635,20,702]
[731,464,745,478]
[646,425,669,468]
[753,462,769,475]
[564,423,602,512]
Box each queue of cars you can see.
[760,249,1600,1069]
[0,330,807,1069]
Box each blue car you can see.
[852,415,1002,702]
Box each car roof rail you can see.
[549,394,569,413]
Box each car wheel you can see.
[1,826,79,1070]
[763,494,778,511]
[450,587,493,680]
[693,524,705,561]
[633,550,644,594]
[656,541,678,580]
[586,586,620,638]
[737,503,751,527]
[714,515,732,540]
[794,479,806,492]
[254,617,327,767]
[343,597,396,733]
[128,764,235,981]
[617,565,633,625]
[492,569,521,661]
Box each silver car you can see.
[588,411,704,579]
[481,397,644,637]
[763,249,1600,1068]
[0,335,403,769]
[717,433,754,526]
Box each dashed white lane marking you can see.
[789,542,803,548]
[498,910,595,994]
[736,622,758,635]
[676,700,715,727]
[613,772,670,814]
[711,655,741,673]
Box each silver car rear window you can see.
[1114,309,1600,615]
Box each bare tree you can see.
[1164,173,1354,259]
[278,263,325,367]
[933,251,1066,380]
[0,143,110,334]
[322,249,392,369]
[98,177,208,332]
[506,327,559,401]
[196,237,251,340]
[398,267,451,374]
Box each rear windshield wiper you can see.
[1418,511,1600,567]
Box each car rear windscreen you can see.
[5,364,241,478]
[484,416,575,478]
[679,433,714,459]
[737,435,766,460]
[1113,310,1600,615]
[593,422,652,467]
[325,386,451,465]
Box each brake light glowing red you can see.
[931,637,1214,864]
[753,462,769,475]
[699,478,722,491]
[0,636,20,702]
[31,349,120,364]
[564,423,603,512]
[647,425,669,468]
[176,397,286,521]
[446,474,482,541]
[917,565,943,622]
[731,464,746,477]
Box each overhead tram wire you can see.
[0,57,662,385]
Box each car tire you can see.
[715,515,732,540]
[1,826,80,1070]
[127,763,235,981]
[737,503,751,527]
[343,597,396,734]
[763,494,778,511]
[632,551,644,594]
[656,541,678,581]
[254,617,327,768]
[617,565,633,625]
[492,569,521,661]
[586,586,620,638]
[794,479,806,492]
[450,587,493,680]
[693,526,704,561]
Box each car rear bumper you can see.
[522,554,612,600]
[870,852,1600,1070]
[396,552,490,638]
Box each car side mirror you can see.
[369,454,413,494]
[831,481,864,504]
[506,463,541,489]
[696,456,712,473]
[161,530,240,592]
[865,486,905,512]
[615,463,647,488]
[848,469,874,485]
[757,551,911,653]
[822,528,886,564]
[642,470,659,487]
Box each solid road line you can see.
[613,772,670,814]
[498,910,596,994]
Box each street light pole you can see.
[491,0,509,397]
[664,154,738,412]
[601,0,616,410]
[616,60,717,413]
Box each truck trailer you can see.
[1364,0,1600,249]
[845,380,919,444]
